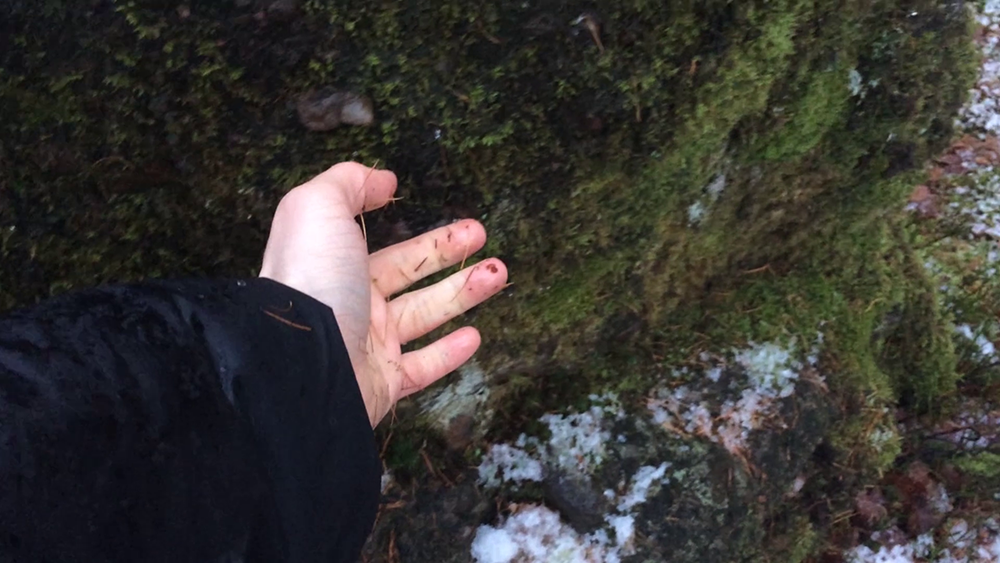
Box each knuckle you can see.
[276,185,312,214]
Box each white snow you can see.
[469,504,651,563]
[949,172,1000,238]
[477,394,624,489]
[956,323,998,359]
[478,444,544,489]
[867,427,898,456]
[846,519,1000,563]
[541,403,616,474]
[943,0,1000,240]
[472,397,671,563]
[849,69,865,97]
[928,483,954,516]
[707,173,727,198]
[928,404,1000,451]
[790,475,806,495]
[845,533,933,563]
[961,0,1000,135]
[687,174,727,226]
[617,463,670,512]
[470,505,619,563]
[647,340,808,455]
[735,341,801,399]
[687,201,706,225]
[605,515,635,549]
[471,525,521,563]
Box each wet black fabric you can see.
[0,278,380,563]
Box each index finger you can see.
[370,219,487,297]
[308,161,398,216]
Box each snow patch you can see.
[949,172,1000,238]
[471,525,521,563]
[849,69,864,97]
[617,463,670,512]
[687,174,727,226]
[473,396,671,562]
[846,519,1000,563]
[927,402,1000,451]
[541,396,621,474]
[960,0,1000,136]
[478,444,544,489]
[470,461,669,563]
[956,323,998,360]
[471,505,618,563]
[648,340,815,454]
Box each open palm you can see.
[259,162,507,427]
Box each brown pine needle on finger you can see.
[451,265,479,302]
[357,159,380,209]
[459,239,471,270]
[356,160,380,244]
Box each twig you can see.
[380,429,394,458]
[388,529,399,563]
[262,309,313,331]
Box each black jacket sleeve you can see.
[0,278,380,563]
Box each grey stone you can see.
[296,88,374,131]
[338,93,375,126]
[542,468,612,533]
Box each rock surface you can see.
[0,0,980,560]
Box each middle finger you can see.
[370,219,486,297]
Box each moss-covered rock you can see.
[0,0,978,560]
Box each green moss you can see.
[955,452,1000,480]
[767,516,820,563]
[752,66,852,162]
[877,228,960,412]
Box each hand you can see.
[259,162,507,427]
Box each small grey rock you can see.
[543,468,612,533]
[296,88,374,131]
[338,93,374,126]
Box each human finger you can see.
[398,326,481,398]
[370,219,486,297]
[306,161,397,216]
[388,258,507,344]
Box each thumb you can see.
[307,161,398,216]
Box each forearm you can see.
[0,279,379,563]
